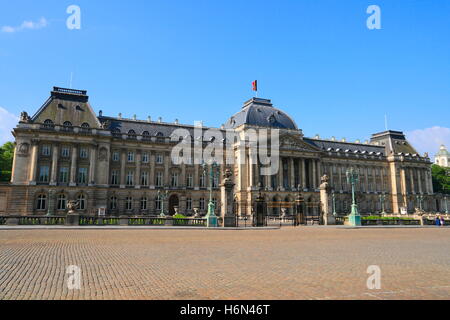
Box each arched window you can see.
[81,123,90,133]
[142,131,150,140]
[112,128,121,137]
[156,132,164,137]
[43,119,54,129]
[63,121,73,127]
[36,194,47,210]
[77,194,86,210]
[57,194,67,210]
[128,130,137,139]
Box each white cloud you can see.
[0,107,18,145]
[406,126,450,160]
[1,17,48,33]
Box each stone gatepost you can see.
[221,169,236,227]
[319,175,336,225]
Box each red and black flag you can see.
[252,80,258,92]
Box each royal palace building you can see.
[0,87,447,218]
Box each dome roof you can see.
[436,145,450,156]
[223,98,298,130]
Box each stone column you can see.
[317,160,322,185]
[301,158,306,190]
[181,163,186,188]
[248,150,255,190]
[278,157,284,191]
[410,168,415,194]
[312,160,317,190]
[88,145,97,186]
[28,141,39,185]
[50,144,59,186]
[149,151,155,189]
[194,164,200,190]
[164,151,170,187]
[135,151,141,189]
[290,158,295,190]
[120,149,126,188]
[69,144,78,186]
[417,169,423,194]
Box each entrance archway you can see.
[169,195,179,215]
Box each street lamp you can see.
[332,190,337,217]
[157,189,168,217]
[416,194,424,212]
[379,193,386,215]
[444,196,448,215]
[346,168,361,226]
[201,160,220,227]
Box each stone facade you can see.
[0,87,445,217]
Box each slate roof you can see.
[304,138,385,155]
[223,98,298,130]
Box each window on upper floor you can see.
[41,145,51,156]
[127,151,135,162]
[61,146,70,158]
[142,152,149,163]
[112,151,120,162]
[80,148,88,159]
[156,153,163,164]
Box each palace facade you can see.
[0,87,446,217]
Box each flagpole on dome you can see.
[252,80,258,98]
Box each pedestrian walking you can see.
[440,216,445,227]
[435,215,441,226]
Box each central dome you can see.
[223,98,298,130]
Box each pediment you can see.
[280,134,322,153]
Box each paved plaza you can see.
[0,227,449,300]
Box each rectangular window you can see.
[126,171,134,186]
[156,171,163,187]
[140,197,148,210]
[112,151,119,162]
[187,173,193,188]
[41,145,51,156]
[141,171,149,186]
[200,174,206,188]
[111,170,119,185]
[59,167,69,183]
[127,151,135,162]
[125,197,133,210]
[80,148,88,159]
[199,198,205,210]
[156,154,163,164]
[78,168,88,184]
[61,147,70,158]
[171,172,178,187]
[142,152,149,163]
[39,166,49,183]
[186,198,192,210]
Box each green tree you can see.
[431,164,450,195]
[0,142,14,182]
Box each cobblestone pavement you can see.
[1,227,449,300]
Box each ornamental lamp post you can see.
[201,160,220,227]
[416,194,424,212]
[332,190,337,217]
[379,193,386,215]
[157,189,168,217]
[444,196,448,215]
[346,168,361,226]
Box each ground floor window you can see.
[36,194,47,210]
[199,198,205,210]
[77,194,86,210]
[125,197,133,210]
[140,197,148,210]
[110,196,117,210]
[57,194,67,210]
[155,196,162,211]
[186,198,192,210]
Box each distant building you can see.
[435,145,450,168]
[0,86,447,216]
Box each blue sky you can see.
[0,0,449,156]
